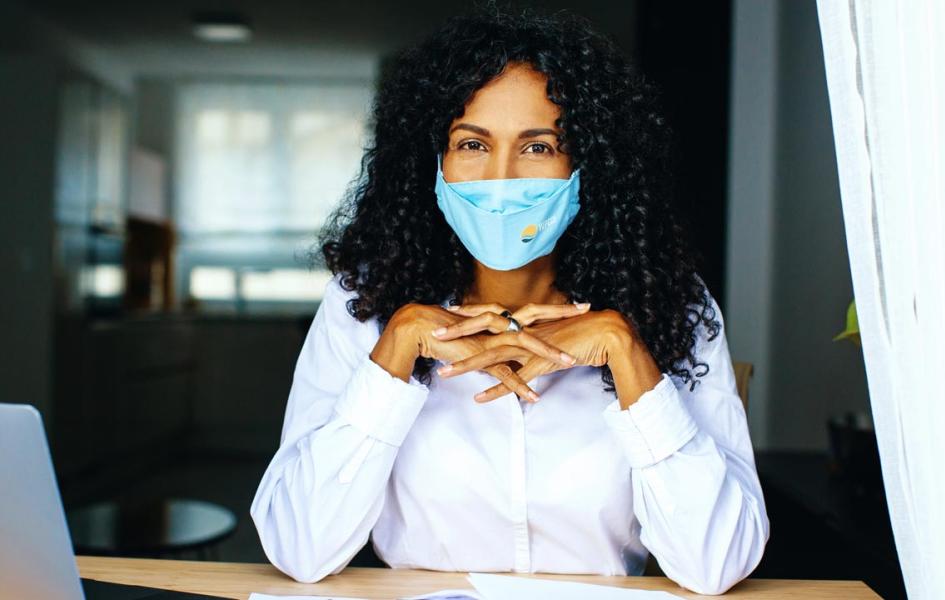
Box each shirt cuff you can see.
[333,353,430,447]
[601,373,699,468]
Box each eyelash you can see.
[457,140,554,155]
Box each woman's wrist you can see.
[605,329,663,410]
[370,310,421,383]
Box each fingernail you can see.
[560,352,576,365]
[432,327,446,337]
[528,391,540,402]
[577,303,591,310]
[474,392,486,401]
[447,305,459,311]
[438,364,453,375]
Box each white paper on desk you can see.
[251,574,684,600]
[399,588,484,599]
[249,594,370,600]
[249,590,478,600]
[463,573,685,600]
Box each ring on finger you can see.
[500,310,522,333]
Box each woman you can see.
[251,7,769,595]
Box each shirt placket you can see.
[509,375,536,572]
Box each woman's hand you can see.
[430,302,593,401]
[432,301,591,368]
[437,308,611,402]
[370,303,544,401]
[439,307,662,406]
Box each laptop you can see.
[0,403,229,599]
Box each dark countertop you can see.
[754,450,904,599]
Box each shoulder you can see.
[690,284,725,362]
[309,271,381,358]
[668,278,729,389]
[672,283,754,455]
[320,271,358,314]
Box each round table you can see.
[67,498,237,559]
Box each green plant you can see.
[833,299,861,347]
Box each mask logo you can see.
[521,216,558,243]
[520,224,537,243]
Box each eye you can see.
[524,142,553,155]
[458,139,486,152]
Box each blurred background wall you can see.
[726,0,869,450]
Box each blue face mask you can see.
[433,152,581,271]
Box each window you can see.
[174,80,373,313]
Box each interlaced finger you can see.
[512,302,591,325]
[480,362,539,403]
[432,311,516,340]
[497,331,576,367]
[437,345,532,378]
[445,303,510,317]
[476,357,563,403]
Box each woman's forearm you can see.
[600,326,768,594]
[606,329,663,410]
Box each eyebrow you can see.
[449,123,559,139]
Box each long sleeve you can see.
[600,294,770,595]
[250,274,430,583]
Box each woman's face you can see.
[442,62,573,183]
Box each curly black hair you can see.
[319,3,720,395]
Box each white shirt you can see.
[250,273,770,595]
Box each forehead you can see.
[452,62,560,130]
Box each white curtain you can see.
[816,1,945,598]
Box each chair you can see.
[643,359,754,577]
[732,361,753,412]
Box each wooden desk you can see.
[76,556,880,599]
